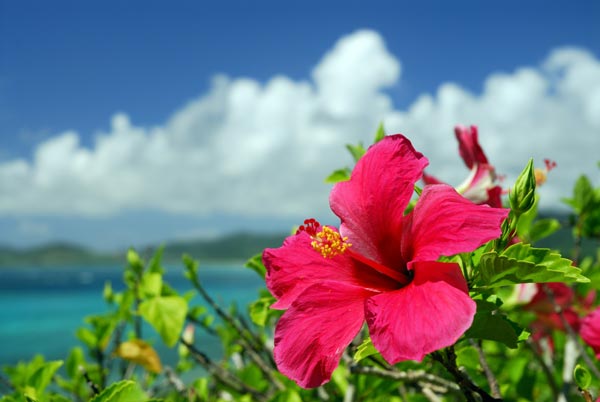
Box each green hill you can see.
[0,232,288,268]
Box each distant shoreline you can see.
[0,231,287,268]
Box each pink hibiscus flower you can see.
[263,134,508,388]
[524,283,595,349]
[423,125,502,208]
[581,307,600,358]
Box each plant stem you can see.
[525,339,560,399]
[181,337,269,402]
[469,339,501,398]
[349,364,460,395]
[432,348,502,402]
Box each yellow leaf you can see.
[115,339,162,373]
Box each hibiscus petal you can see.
[581,308,600,358]
[365,261,475,363]
[455,125,488,168]
[330,134,428,266]
[273,282,376,388]
[402,184,508,262]
[263,230,394,310]
[422,172,443,185]
[458,163,497,205]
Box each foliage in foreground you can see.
[1,126,600,401]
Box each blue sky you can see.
[0,0,599,250]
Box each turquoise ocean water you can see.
[0,264,265,366]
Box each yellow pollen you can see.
[311,227,351,258]
[534,168,547,186]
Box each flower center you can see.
[297,219,352,258]
[297,218,411,287]
[311,226,351,258]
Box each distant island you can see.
[0,232,288,268]
[0,212,596,268]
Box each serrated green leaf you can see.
[574,364,592,389]
[346,143,366,163]
[89,380,147,402]
[139,296,188,347]
[324,168,351,184]
[245,253,266,279]
[475,243,589,287]
[353,337,379,362]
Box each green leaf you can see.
[475,243,589,288]
[29,360,63,396]
[353,337,379,362]
[139,296,188,347]
[528,218,561,243]
[140,273,162,298]
[562,175,593,214]
[272,389,303,402]
[245,253,266,279]
[249,296,273,327]
[126,249,144,275]
[325,168,351,184]
[373,122,386,143]
[89,380,147,402]
[464,300,523,348]
[148,245,165,274]
[182,254,199,281]
[346,143,366,163]
[574,364,592,389]
[66,347,84,379]
[103,281,114,303]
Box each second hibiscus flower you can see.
[263,134,509,388]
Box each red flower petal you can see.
[330,134,428,267]
[273,282,377,388]
[263,230,393,309]
[581,307,600,358]
[455,125,488,169]
[422,172,443,185]
[366,261,475,363]
[402,184,508,263]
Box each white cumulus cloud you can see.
[0,29,599,222]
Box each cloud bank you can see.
[1,30,599,222]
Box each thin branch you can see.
[181,338,268,402]
[164,366,187,397]
[80,365,100,396]
[186,272,283,392]
[432,348,503,402]
[525,339,560,399]
[469,339,501,398]
[421,386,442,402]
[349,364,460,394]
[188,269,264,353]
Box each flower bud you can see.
[510,159,536,215]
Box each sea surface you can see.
[0,263,265,366]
